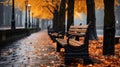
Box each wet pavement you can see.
[0,30,63,67]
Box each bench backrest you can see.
[68,25,88,37]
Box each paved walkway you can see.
[0,30,63,67]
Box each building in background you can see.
[0,1,24,28]
[0,1,4,27]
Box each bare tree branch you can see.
[44,0,60,11]
[42,5,54,14]
[46,6,54,14]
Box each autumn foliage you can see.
[2,0,120,19]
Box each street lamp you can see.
[28,4,31,28]
[116,20,119,29]
[11,0,15,29]
[25,0,28,28]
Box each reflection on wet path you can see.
[0,30,63,67]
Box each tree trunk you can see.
[53,6,59,32]
[86,0,98,40]
[103,0,115,55]
[59,0,66,34]
[67,0,74,31]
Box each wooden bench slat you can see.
[69,29,87,33]
[50,33,63,37]
[56,38,67,46]
[68,32,85,36]
[56,38,84,47]
[69,25,88,36]
[70,39,83,45]
[70,25,88,29]
[69,39,84,46]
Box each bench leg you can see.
[83,58,94,65]
[64,52,93,65]
[56,42,62,52]
[64,57,93,65]
[64,57,71,65]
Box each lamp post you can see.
[28,4,31,28]
[25,0,28,28]
[32,13,34,28]
[11,0,15,29]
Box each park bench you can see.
[55,24,92,64]
[56,25,89,51]
[48,27,64,42]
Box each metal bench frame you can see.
[55,23,92,65]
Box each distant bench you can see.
[55,24,91,64]
[48,31,64,42]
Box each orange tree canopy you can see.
[2,0,120,19]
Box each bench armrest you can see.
[67,35,75,45]
[57,31,64,38]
